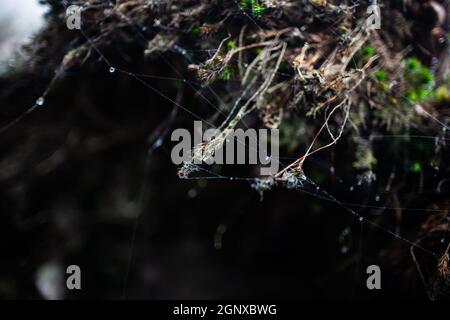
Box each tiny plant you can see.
[410,161,422,173]
[374,69,388,82]
[373,68,389,93]
[191,26,201,37]
[404,57,434,102]
[241,0,265,18]
[221,67,233,81]
[434,85,450,102]
[362,45,375,58]
[226,40,236,51]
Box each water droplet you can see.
[349,186,354,191]
[359,217,364,222]
[187,188,197,198]
[339,227,352,254]
[286,176,297,189]
[153,138,163,148]
[109,67,115,73]
[36,97,45,106]
[441,238,445,243]
[340,246,349,254]
[431,57,439,66]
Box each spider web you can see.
[0,0,449,299]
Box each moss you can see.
[405,88,430,102]
[220,67,233,81]
[241,0,265,17]
[405,57,421,72]
[378,81,389,93]
[354,149,377,170]
[252,3,265,17]
[434,85,450,102]
[404,57,435,102]
[430,159,440,168]
[240,0,253,8]
[362,46,375,58]
[374,69,388,82]
[353,140,377,170]
[191,27,201,37]
[405,58,434,87]
[372,69,389,93]
[226,40,236,51]
[410,161,422,173]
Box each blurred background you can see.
[0,0,46,73]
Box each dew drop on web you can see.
[339,227,352,254]
[36,97,45,106]
[154,138,163,148]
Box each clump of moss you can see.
[433,85,450,103]
[373,68,389,92]
[374,69,388,82]
[241,0,266,18]
[362,45,375,59]
[226,40,236,51]
[410,161,422,173]
[404,58,434,102]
